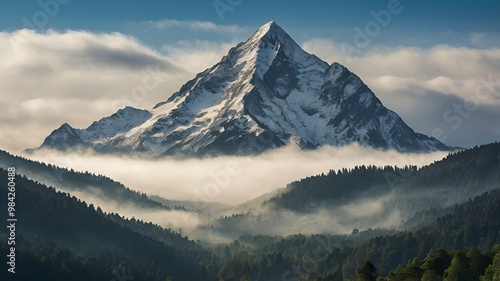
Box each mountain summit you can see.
[35,21,453,157]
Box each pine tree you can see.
[356,261,378,281]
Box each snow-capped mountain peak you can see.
[34,22,453,157]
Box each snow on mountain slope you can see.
[40,106,152,153]
[35,21,453,157]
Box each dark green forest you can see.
[0,169,212,281]
[0,149,168,210]
[0,142,499,280]
[268,142,500,214]
[211,188,500,280]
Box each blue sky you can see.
[1,0,500,50]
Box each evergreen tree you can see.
[356,261,378,281]
[443,251,476,281]
[481,252,500,281]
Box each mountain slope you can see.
[35,21,452,157]
[0,168,208,281]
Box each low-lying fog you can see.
[26,144,447,205]
[24,144,449,241]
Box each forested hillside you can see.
[266,165,394,212]
[0,150,167,210]
[0,168,211,281]
[1,143,499,280]
[268,143,500,217]
[212,188,500,280]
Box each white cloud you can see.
[25,144,446,238]
[468,32,500,49]
[303,39,500,81]
[161,40,236,74]
[131,18,246,33]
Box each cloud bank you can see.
[25,144,448,205]
[21,145,449,240]
[131,18,247,34]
